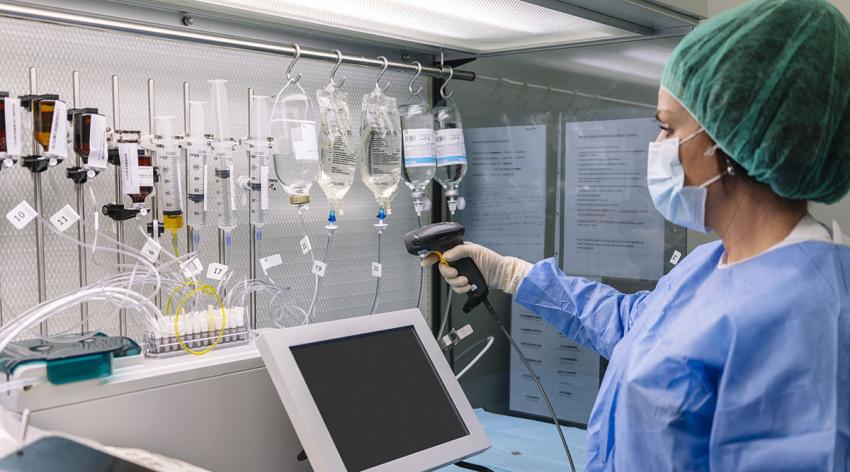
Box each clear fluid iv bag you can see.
[433,97,467,215]
[270,81,320,206]
[249,95,272,230]
[360,87,402,213]
[208,79,237,241]
[154,115,184,232]
[185,101,208,228]
[316,83,357,214]
[400,94,436,215]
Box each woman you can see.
[424,0,850,470]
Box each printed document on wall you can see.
[563,118,665,280]
[462,123,599,425]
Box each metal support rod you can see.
[182,81,193,254]
[0,2,475,82]
[112,75,128,337]
[29,67,47,336]
[71,70,89,333]
[247,87,257,329]
[147,78,161,311]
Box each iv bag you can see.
[399,94,436,192]
[316,83,357,213]
[270,81,320,206]
[360,88,401,213]
[433,97,468,214]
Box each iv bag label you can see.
[137,165,154,187]
[86,114,108,169]
[312,260,327,278]
[402,129,436,167]
[180,257,204,278]
[141,237,161,262]
[294,123,319,161]
[206,263,229,281]
[4,97,22,156]
[435,129,467,167]
[260,165,270,210]
[260,254,282,272]
[49,205,80,232]
[47,100,68,159]
[365,129,401,175]
[371,262,383,278]
[6,200,36,230]
[119,142,140,194]
[299,236,312,254]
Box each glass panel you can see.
[435,36,685,471]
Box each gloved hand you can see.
[421,242,533,295]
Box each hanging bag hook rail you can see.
[330,49,345,89]
[286,44,302,85]
[375,56,390,92]
[440,66,454,100]
[408,61,423,97]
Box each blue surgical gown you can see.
[514,240,850,471]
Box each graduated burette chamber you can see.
[208,79,238,246]
[247,94,273,238]
[151,116,184,245]
[182,100,208,246]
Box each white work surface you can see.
[440,409,588,472]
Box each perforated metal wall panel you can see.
[0,14,431,341]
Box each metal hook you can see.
[286,44,302,84]
[408,61,423,97]
[375,56,390,92]
[329,49,345,89]
[439,66,454,100]
[516,81,530,108]
[541,85,553,112]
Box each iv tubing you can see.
[455,335,495,380]
[369,230,382,315]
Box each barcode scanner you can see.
[404,222,489,313]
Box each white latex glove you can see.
[421,242,533,295]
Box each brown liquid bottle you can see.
[33,97,58,150]
[129,149,153,206]
[72,110,99,164]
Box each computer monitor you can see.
[257,309,490,472]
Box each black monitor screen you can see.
[290,325,469,471]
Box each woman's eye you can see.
[658,125,673,137]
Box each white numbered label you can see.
[141,237,161,262]
[206,262,229,281]
[312,260,327,278]
[260,254,282,272]
[86,114,108,169]
[371,262,383,278]
[180,257,204,278]
[669,250,682,266]
[6,200,36,230]
[299,236,312,254]
[49,205,80,232]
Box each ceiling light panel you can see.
[184,0,634,53]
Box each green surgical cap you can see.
[661,0,850,204]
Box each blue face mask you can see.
[647,129,724,233]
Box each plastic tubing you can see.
[208,80,229,144]
[369,230,382,315]
[455,336,495,380]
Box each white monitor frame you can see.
[256,308,490,472]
